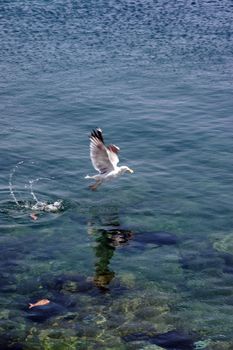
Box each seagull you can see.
[85,128,134,190]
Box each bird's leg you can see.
[89,180,102,191]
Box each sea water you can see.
[1,1,233,349]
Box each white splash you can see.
[28,177,53,204]
[9,161,24,207]
[9,162,63,213]
[30,200,63,213]
[28,177,63,212]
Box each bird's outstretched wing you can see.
[90,129,120,174]
[107,144,120,167]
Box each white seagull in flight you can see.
[85,128,134,190]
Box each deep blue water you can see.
[1,1,233,349]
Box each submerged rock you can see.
[26,301,65,322]
[123,330,196,349]
[180,250,222,272]
[0,340,24,350]
[212,233,233,274]
[42,271,128,297]
[42,273,93,294]
[221,252,233,274]
[0,317,27,350]
[37,328,78,350]
[111,287,172,337]
[123,333,152,342]
[213,233,233,255]
[62,280,91,293]
[118,321,157,338]
[133,231,178,247]
[207,340,233,350]
[142,346,164,350]
[150,330,196,349]
[118,272,136,289]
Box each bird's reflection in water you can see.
[93,230,115,291]
[87,212,133,292]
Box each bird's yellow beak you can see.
[128,168,134,174]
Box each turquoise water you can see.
[1,0,233,349]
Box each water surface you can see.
[1,0,233,349]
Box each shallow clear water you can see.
[1,0,233,349]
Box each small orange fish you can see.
[29,299,50,309]
[30,213,38,221]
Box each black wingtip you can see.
[90,128,104,143]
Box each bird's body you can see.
[85,128,133,190]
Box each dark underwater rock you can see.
[123,330,196,349]
[150,330,195,349]
[180,250,223,272]
[180,249,227,273]
[123,333,151,342]
[223,266,233,274]
[94,227,177,250]
[26,302,65,322]
[42,272,128,297]
[133,231,178,246]
[6,344,24,350]
[62,279,93,293]
[41,273,93,293]
[220,252,233,266]
[0,271,17,293]
[219,252,233,275]
[0,340,24,350]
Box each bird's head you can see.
[120,166,134,174]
